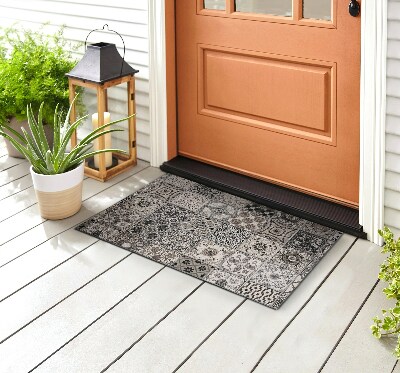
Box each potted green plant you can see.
[0,24,82,157]
[0,98,129,220]
[371,227,400,357]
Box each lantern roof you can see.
[66,42,139,84]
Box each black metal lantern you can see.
[66,24,139,182]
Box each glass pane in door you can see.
[235,0,292,17]
[204,0,226,10]
[303,0,331,21]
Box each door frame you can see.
[148,0,387,244]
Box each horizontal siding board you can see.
[387,97,400,116]
[387,225,400,238]
[386,133,400,154]
[0,1,148,25]
[0,8,148,38]
[45,0,148,10]
[387,77,400,97]
[385,1,400,230]
[388,40,400,59]
[385,189,400,211]
[388,2,400,22]
[385,207,400,230]
[386,171,400,192]
[386,153,400,173]
[386,115,400,135]
[0,19,149,52]
[388,20,400,40]
[0,0,150,161]
[387,59,400,78]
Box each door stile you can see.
[293,0,303,21]
[196,0,202,13]
[227,0,235,14]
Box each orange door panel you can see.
[176,0,361,207]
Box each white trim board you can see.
[359,0,387,244]
[149,1,388,243]
[148,0,168,168]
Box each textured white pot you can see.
[30,162,84,220]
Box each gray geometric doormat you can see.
[76,174,342,309]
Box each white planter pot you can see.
[30,162,84,220]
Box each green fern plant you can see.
[0,98,129,175]
[371,227,400,358]
[0,24,83,126]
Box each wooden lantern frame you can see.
[68,74,137,182]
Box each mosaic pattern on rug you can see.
[76,174,342,309]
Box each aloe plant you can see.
[0,99,129,175]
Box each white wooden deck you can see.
[0,141,397,373]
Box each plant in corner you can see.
[0,24,83,157]
[0,98,130,220]
[371,227,400,358]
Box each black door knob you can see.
[349,0,360,17]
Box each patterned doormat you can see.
[76,174,342,309]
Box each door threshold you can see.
[161,156,366,239]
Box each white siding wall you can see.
[385,0,400,236]
[0,0,150,161]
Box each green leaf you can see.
[67,148,124,169]
[371,325,382,339]
[0,122,28,146]
[53,104,61,154]
[20,127,42,161]
[45,150,55,174]
[77,115,134,147]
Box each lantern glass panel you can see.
[105,84,130,157]
[72,84,130,170]
[73,89,92,152]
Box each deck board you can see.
[0,230,97,301]
[252,239,383,373]
[0,147,8,157]
[35,269,202,373]
[106,283,244,373]
[177,234,356,373]
[0,162,31,188]
[0,254,162,372]
[0,240,130,342]
[0,185,38,221]
[0,173,32,200]
[0,155,26,172]
[321,281,397,373]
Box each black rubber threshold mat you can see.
[160,156,366,239]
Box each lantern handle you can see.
[84,24,126,77]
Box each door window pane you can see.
[204,0,226,11]
[235,0,292,17]
[303,0,331,21]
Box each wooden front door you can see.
[176,0,361,207]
